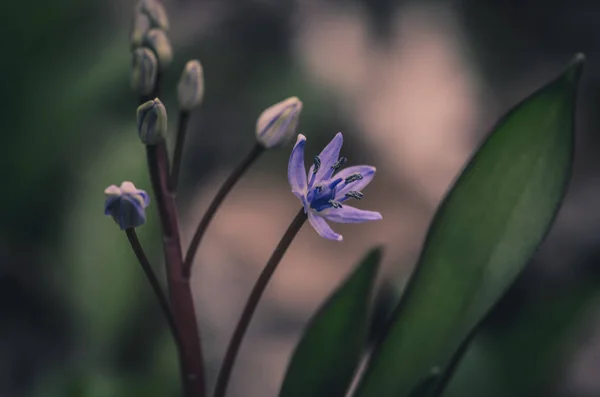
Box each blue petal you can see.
[308,212,343,241]
[321,205,382,224]
[308,132,343,183]
[288,134,308,197]
[104,196,119,215]
[333,165,376,199]
[138,191,151,206]
[118,197,147,230]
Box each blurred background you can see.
[2,0,600,396]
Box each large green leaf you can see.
[442,279,600,397]
[278,248,382,397]
[353,54,584,397]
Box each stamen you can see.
[314,185,323,193]
[328,178,343,189]
[345,191,363,200]
[328,200,343,209]
[344,173,363,184]
[331,156,348,172]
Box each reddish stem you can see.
[146,142,206,397]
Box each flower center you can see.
[308,178,343,212]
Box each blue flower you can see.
[104,182,150,230]
[288,133,382,241]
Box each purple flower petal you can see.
[321,205,382,224]
[138,191,151,206]
[288,134,308,197]
[308,132,343,182]
[104,196,120,215]
[333,165,376,199]
[117,197,147,230]
[308,212,343,241]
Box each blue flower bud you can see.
[143,28,173,71]
[255,97,303,148]
[177,60,204,112]
[104,182,150,230]
[131,47,158,96]
[137,0,169,31]
[130,12,151,48]
[137,98,167,145]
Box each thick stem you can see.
[169,111,191,192]
[125,228,181,350]
[146,142,206,397]
[212,208,307,397]
[183,143,265,277]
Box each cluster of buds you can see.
[130,0,172,95]
[130,0,205,109]
[111,1,306,229]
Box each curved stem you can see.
[183,143,265,277]
[125,228,181,349]
[169,111,191,192]
[212,208,307,397]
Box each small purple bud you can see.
[104,182,150,230]
[256,97,303,148]
[137,98,167,145]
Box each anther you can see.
[345,191,364,200]
[328,200,343,209]
[331,156,348,172]
[344,173,363,184]
[313,156,321,173]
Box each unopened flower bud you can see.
[137,98,167,145]
[137,0,169,31]
[130,12,151,48]
[177,60,204,112]
[144,29,173,70]
[131,47,158,96]
[104,182,150,230]
[256,97,303,148]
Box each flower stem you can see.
[212,208,307,397]
[147,142,207,397]
[125,228,181,350]
[169,111,191,192]
[183,143,265,277]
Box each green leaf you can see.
[278,248,382,397]
[443,280,600,397]
[353,54,584,397]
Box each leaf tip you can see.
[367,245,384,264]
[564,53,585,83]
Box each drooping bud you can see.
[143,28,173,70]
[104,182,150,230]
[137,0,169,31]
[131,47,158,96]
[130,12,151,48]
[255,97,303,148]
[137,98,167,145]
[177,60,204,112]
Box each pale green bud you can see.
[143,29,173,71]
[137,0,169,31]
[256,97,303,148]
[137,98,167,145]
[131,47,158,96]
[130,12,151,48]
[177,60,204,112]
